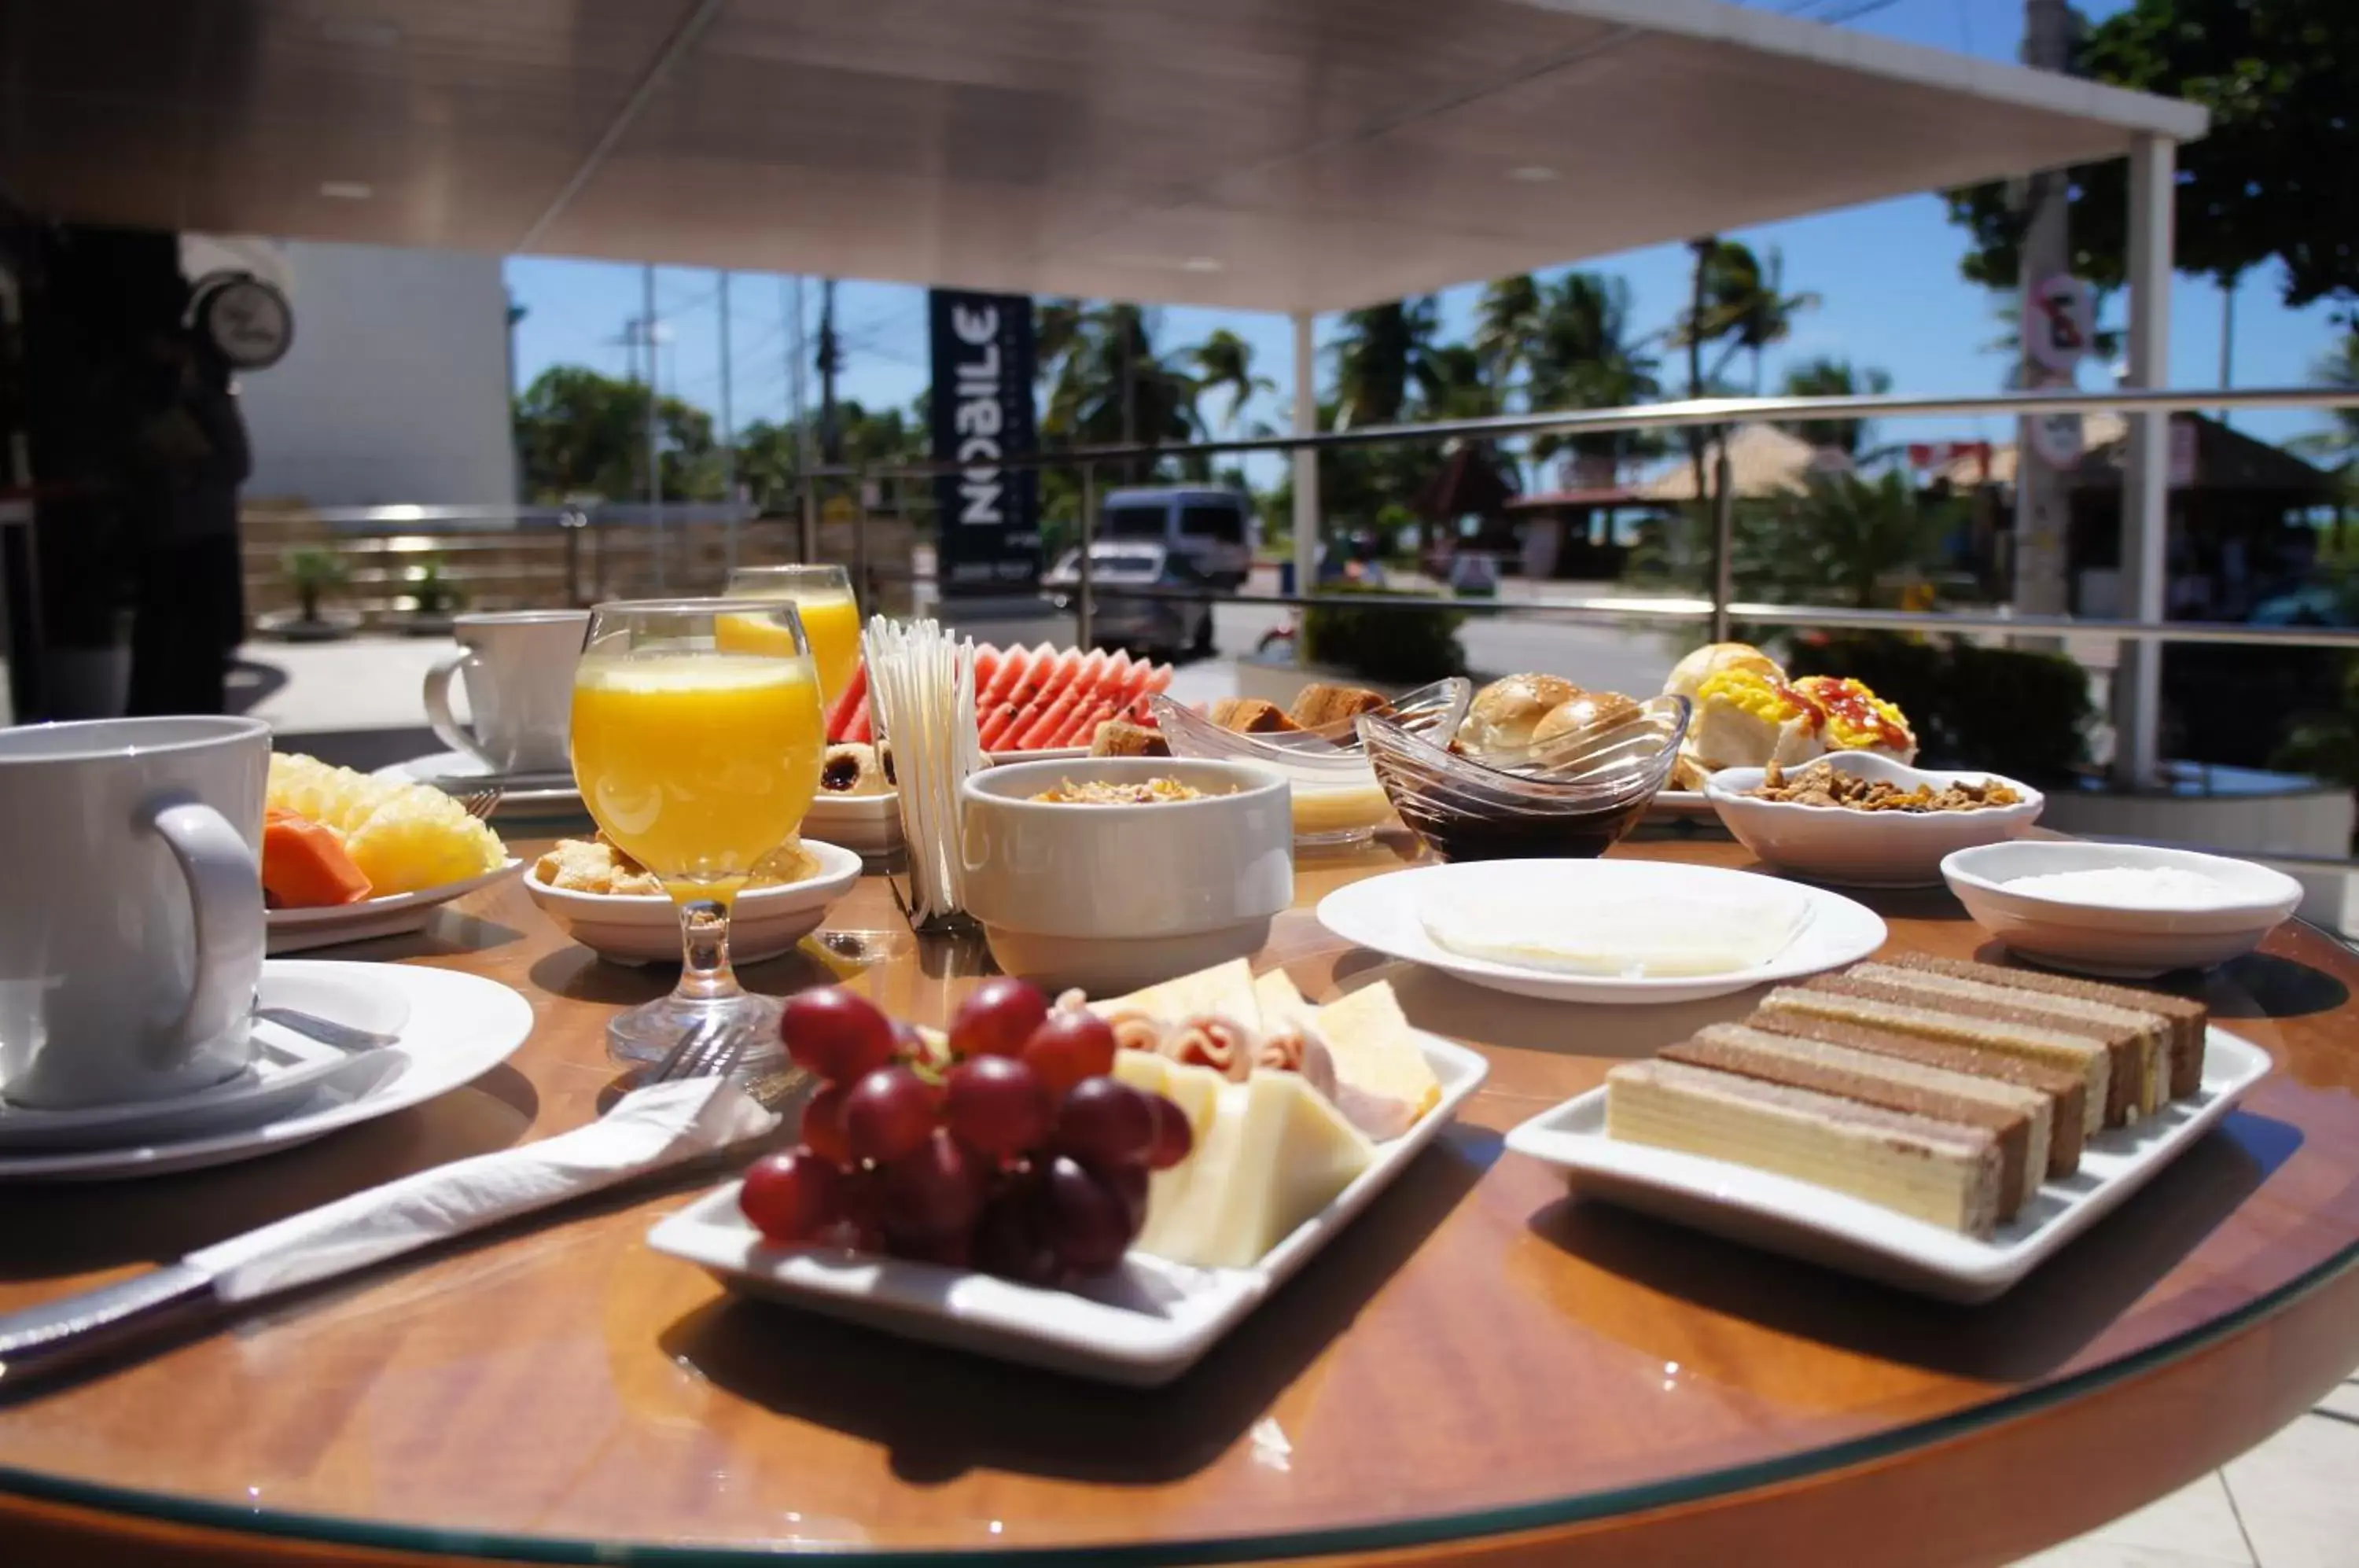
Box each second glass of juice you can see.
[723,563,861,709]
[572,598,825,1065]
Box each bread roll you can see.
[1686,669,1826,771]
[1531,690,1643,749]
[1458,674,1582,753]
[1665,642,1785,701]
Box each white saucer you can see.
[373,752,584,819]
[1316,859,1888,1005]
[0,969,413,1150]
[0,961,535,1181]
[268,859,524,955]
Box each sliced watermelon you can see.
[847,695,872,745]
[1016,648,1110,750]
[976,641,1025,715]
[976,644,1040,749]
[993,645,1081,750]
[1049,651,1131,747]
[824,661,869,744]
[986,641,1071,754]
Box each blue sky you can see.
[506,0,2350,484]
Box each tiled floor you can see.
[2020,1373,2359,1567]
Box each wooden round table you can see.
[6,828,2358,1567]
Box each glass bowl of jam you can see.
[1152,679,1473,848]
[1360,695,1690,860]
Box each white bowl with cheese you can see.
[960,758,1292,993]
[1705,753,2044,887]
[1941,840,2302,977]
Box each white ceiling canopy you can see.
[1,0,2206,312]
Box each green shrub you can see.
[1784,632,2092,783]
[1301,583,1467,683]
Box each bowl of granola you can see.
[1703,753,2044,889]
[524,832,863,965]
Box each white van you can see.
[1093,486,1255,589]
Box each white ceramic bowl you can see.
[960,757,1292,993]
[1705,753,2044,887]
[1940,840,2303,977]
[524,839,864,965]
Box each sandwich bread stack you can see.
[1604,951,2211,1238]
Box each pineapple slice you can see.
[267,753,506,896]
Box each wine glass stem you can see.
[674,899,743,1002]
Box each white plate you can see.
[0,969,413,1150]
[804,791,903,856]
[0,961,535,1181]
[1504,1026,2270,1302]
[1704,754,2044,888]
[268,859,524,955]
[373,752,584,819]
[524,840,864,965]
[648,1028,1491,1386]
[984,745,1090,767]
[1316,859,1887,1005]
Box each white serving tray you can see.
[804,791,903,856]
[1504,1025,2270,1302]
[648,1028,1490,1386]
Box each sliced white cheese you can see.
[1313,982,1441,1140]
[1090,959,1259,1029]
[1253,967,1312,1030]
[1134,1071,1374,1270]
[1419,884,1812,979]
[1116,1048,1227,1256]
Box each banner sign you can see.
[927,289,1040,594]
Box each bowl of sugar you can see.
[1940,840,2302,977]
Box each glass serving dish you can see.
[1360,694,1690,861]
[1150,678,1474,847]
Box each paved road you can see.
[1208,599,1682,696]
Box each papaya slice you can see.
[262,808,374,907]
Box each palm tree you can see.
[1525,272,1663,470]
[1417,343,1503,420]
[2291,329,2359,477]
[1691,241,1819,396]
[1474,274,1546,388]
[1779,357,1895,458]
[1187,328,1272,432]
[1036,303,1198,480]
[1331,297,1442,429]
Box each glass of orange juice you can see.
[721,564,861,710]
[572,598,826,1063]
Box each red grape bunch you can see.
[737,978,1193,1284]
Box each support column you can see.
[1291,311,1318,635]
[2114,133,2175,788]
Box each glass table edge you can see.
[1,1238,2352,1567]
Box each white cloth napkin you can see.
[188,1077,778,1304]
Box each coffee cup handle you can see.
[422,649,485,763]
[149,798,266,1051]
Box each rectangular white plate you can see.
[648,1029,1490,1386]
[1503,1026,2269,1302]
[804,792,903,856]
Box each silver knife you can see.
[0,1071,793,1386]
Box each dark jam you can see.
[820,755,863,793]
[1396,794,1652,860]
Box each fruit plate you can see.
[647,1028,1490,1386]
[267,860,524,955]
[1503,1026,2269,1303]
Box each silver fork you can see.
[642,1015,810,1112]
[454,787,503,822]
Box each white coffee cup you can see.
[0,716,269,1109]
[422,609,589,775]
